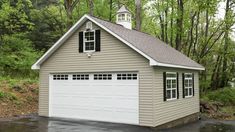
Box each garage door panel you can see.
[50,72,139,124]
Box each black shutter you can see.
[177,72,179,99]
[79,32,83,53]
[192,73,195,96]
[182,73,185,98]
[95,30,101,52]
[163,72,166,101]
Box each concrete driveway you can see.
[0,115,235,132]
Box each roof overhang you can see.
[32,14,205,71]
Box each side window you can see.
[164,72,178,101]
[183,73,194,98]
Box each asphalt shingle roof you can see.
[90,15,204,69]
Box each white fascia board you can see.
[150,60,205,70]
[31,15,88,70]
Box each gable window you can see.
[79,30,100,53]
[164,72,178,101]
[84,31,95,52]
[183,73,194,98]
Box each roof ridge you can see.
[88,14,156,38]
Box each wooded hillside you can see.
[0,0,234,91]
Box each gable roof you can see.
[32,14,205,70]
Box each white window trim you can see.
[166,72,177,101]
[184,73,193,98]
[83,30,96,52]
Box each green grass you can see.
[0,76,38,88]
[201,87,235,106]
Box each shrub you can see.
[204,88,235,106]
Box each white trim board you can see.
[31,14,205,71]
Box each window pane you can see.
[85,42,94,50]
[185,73,192,78]
[166,73,176,78]
[166,90,171,99]
[166,80,171,88]
[185,88,188,96]
[172,80,176,88]
[189,80,193,87]
[189,88,192,95]
[172,89,176,98]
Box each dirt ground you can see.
[0,80,38,118]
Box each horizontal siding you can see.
[153,67,199,126]
[39,20,155,126]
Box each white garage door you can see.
[49,72,139,124]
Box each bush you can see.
[202,87,235,106]
[0,34,42,78]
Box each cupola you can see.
[116,5,132,29]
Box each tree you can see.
[135,0,141,31]
[220,0,235,87]
[29,5,66,50]
[0,34,41,77]
[64,0,80,28]
[87,0,94,15]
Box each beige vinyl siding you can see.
[39,21,155,126]
[153,68,199,126]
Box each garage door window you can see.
[53,75,68,80]
[94,74,112,80]
[117,74,137,80]
[73,74,89,80]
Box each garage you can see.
[49,72,139,124]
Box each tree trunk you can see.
[159,14,165,41]
[175,0,183,51]
[109,0,113,21]
[221,0,231,87]
[193,11,200,57]
[64,0,80,29]
[187,12,196,56]
[164,2,169,44]
[135,0,141,31]
[88,0,94,16]
[170,0,174,47]
[211,55,221,90]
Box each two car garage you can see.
[49,72,139,124]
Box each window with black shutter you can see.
[163,72,178,101]
[183,73,194,98]
[79,29,101,53]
